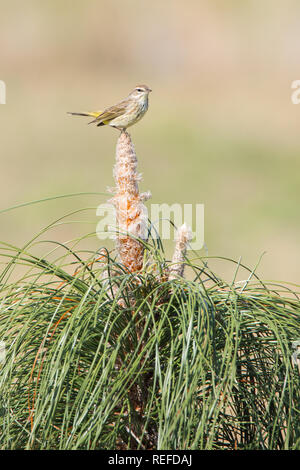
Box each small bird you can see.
[68,84,152,131]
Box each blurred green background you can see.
[0,0,299,282]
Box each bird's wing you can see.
[88,101,128,125]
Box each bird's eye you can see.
[136,88,143,92]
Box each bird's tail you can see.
[67,111,102,118]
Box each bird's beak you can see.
[148,88,152,92]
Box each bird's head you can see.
[130,85,152,100]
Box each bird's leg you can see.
[113,126,126,134]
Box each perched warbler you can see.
[68,85,152,131]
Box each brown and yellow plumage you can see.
[68,85,152,131]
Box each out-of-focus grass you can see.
[0,0,300,283]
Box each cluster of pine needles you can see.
[0,205,299,450]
